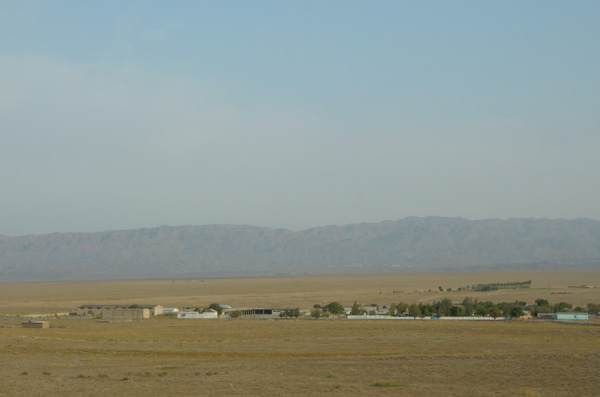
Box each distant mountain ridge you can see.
[1,217,600,282]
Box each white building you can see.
[177,309,218,319]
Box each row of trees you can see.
[347,297,599,319]
[203,298,600,319]
[310,302,346,318]
[436,280,532,293]
[473,280,532,291]
[394,298,506,319]
[528,299,597,316]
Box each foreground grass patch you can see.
[160,365,180,370]
[372,381,406,388]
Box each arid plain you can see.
[2,270,600,396]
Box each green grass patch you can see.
[372,381,406,388]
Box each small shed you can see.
[22,321,49,329]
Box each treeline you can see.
[222,298,600,319]
[387,298,509,318]
[278,302,347,318]
[473,280,531,291]
[529,299,598,316]
[435,280,532,293]
[347,297,600,319]
[345,298,516,318]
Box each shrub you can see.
[310,308,324,318]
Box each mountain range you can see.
[1,217,600,282]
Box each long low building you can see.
[223,308,286,319]
[78,304,163,316]
[537,312,589,320]
[102,309,150,320]
[177,310,218,319]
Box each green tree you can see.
[325,301,345,316]
[488,306,502,319]
[310,308,323,318]
[586,303,599,314]
[208,303,223,315]
[438,286,443,292]
[230,310,242,319]
[510,306,524,320]
[437,298,453,316]
[554,302,573,312]
[535,299,549,306]
[475,306,489,316]
[481,301,496,309]
[530,303,553,317]
[408,303,421,319]
[450,306,465,316]
[393,302,406,316]
[350,302,362,315]
[462,297,474,316]
[419,303,433,317]
[279,308,301,318]
[496,302,513,317]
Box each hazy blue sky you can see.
[1,1,599,236]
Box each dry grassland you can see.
[1,270,600,314]
[1,318,599,396]
[1,270,600,396]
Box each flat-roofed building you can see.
[537,312,589,320]
[102,308,150,320]
[177,310,218,319]
[78,304,162,316]
[22,321,49,329]
[223,308,284,319]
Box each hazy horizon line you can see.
[3,215,599,238]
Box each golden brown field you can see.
[1,318,599,396]
[1,270,599,314]
[1,270,600,396]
